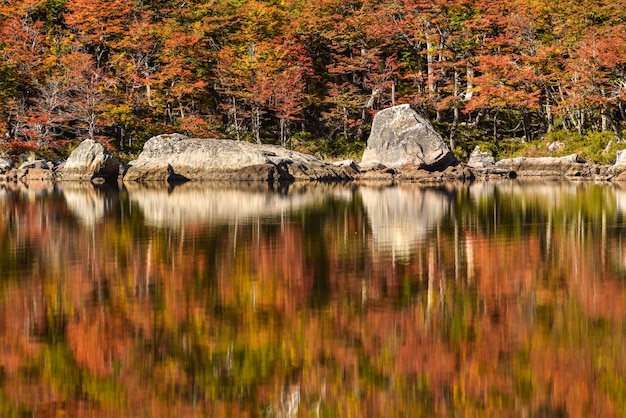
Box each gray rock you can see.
[547,141,565,153]
[18,159,53,171]
[124,134,353,183]
[361,104,457,169]
[18,167,56,182]
[613,149,626,173]
[467,146,496,168]
[396,163,474,182]
[496,154,591,178]
[14,159,56,182]
[0,157,13,172]
[473,167,515,180]
[59,139,121,182]
[332,159,359,170]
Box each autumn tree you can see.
[268,38,313,148]
[61,51,110,142]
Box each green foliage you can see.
[293,132,367,160]
[498,130,626,164]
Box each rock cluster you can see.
[495,154,591,179]
[2,105,626,184]
[1,159,57,183]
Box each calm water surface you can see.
[2,180,626,417]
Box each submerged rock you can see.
[361,104,457,170]
[124,134,353,183]
[59,139,121,182]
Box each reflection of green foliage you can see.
[0,365,31,416]
[456,183,619,241]
[514,349,535,401]
[600,366,626,416]
[536,304,555,334]
[38,343,124,407]
[501,130,626,165]
[0,390,31,418]
[448,288,479,347]
[359,355,390,389]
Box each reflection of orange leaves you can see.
[530,348,615,418]
[0,288,45,373]
[66,310,133,378]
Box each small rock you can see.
[18,159,52,170]
[467,146,495,168]
[547,141,565,152]
[613,149,626,173]
[0,157,14,172]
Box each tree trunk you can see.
[602,108,622,140]
[253,107,262,144]
[521,107,532,143]
[425,28,435,102]
[493,110,499,144]
[544,103,553,133]
[450,106,459,151]
[465,62,474,101]
[231,97,241,141]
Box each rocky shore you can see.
[1,105,625,185]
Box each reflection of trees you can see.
[1,182,626,416]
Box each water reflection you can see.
[361,185,451,261]
[1,181,626,416]
[125,182,352,227]
[60,183,119,226]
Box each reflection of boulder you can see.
[361,185,449,259]
[613,184,626,214]
[1,180,55,197]
[492,181,581,207]
[60,183,118,226]
[125,183,352,228]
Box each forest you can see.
[0,0,625,162]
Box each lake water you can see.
[1,180,626,416]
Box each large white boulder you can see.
[361,104,457,170]
[124,134,354,182]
